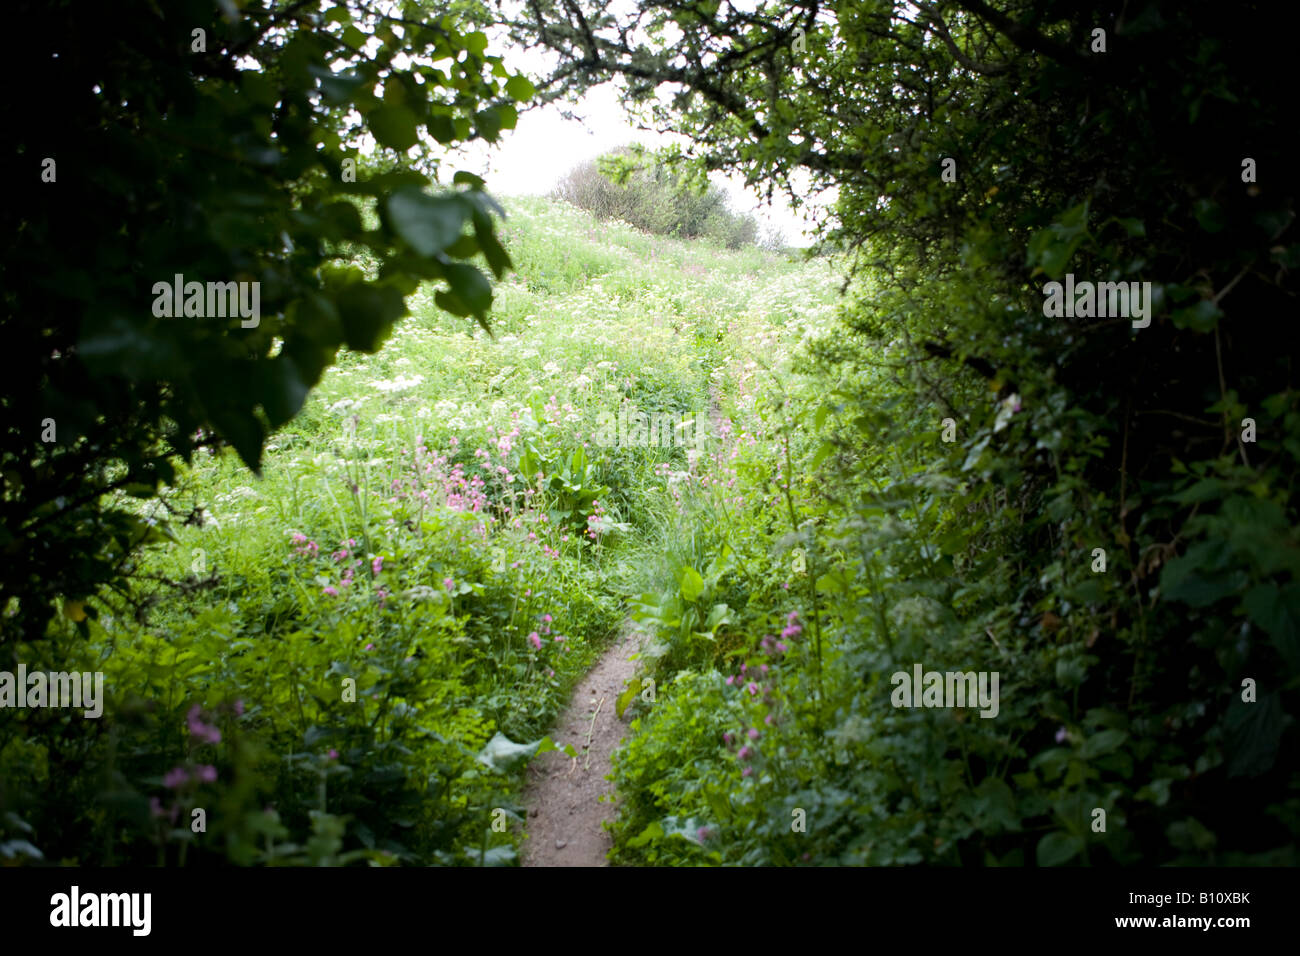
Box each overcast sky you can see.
[448,38,830,247]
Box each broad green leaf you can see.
[1243,583,1300,668]
[386,187,467,256]
[615,677,640,719]
[678,566,705,602]
[627,822,664,849]
[1079,728,1127,759]
[440,262,492,318]
[369,104,419,151]
[1036,831,1084,867]
[505,74,536,101]
[335,282,407,352]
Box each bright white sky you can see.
[448,35,829,247]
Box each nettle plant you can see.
[2,0,535,647]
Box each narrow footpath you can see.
[521,625,643,866]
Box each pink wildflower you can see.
[187,705,221,744]
[163,766,189,789]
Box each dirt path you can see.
[521,625,643,866]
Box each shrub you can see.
[552,147,760,249]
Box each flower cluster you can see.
[290,532,389,604]
[526,612,569,655]
[187,704,221,745]
[722,612,801,777]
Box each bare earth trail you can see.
[521,624,643,867]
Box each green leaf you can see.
[1224,691,1286,778]
[1115,217,1146,237]
[615,677,640,719]
[258,354,312,429]
[335,282,407,352]
[1243,582,1300,668]
[1172,477,1230,505]
[465,845,517,866]
[208,406,266,475]
[1036,831,1084,867]
[476,732,550,771]
[310,65,364,105]
[1160,541,1245,607]
[1169,298,1223,332]
[385,187,467,256]
[475,108,502,141]
[1079,728,1127,759]
[427,114,455,144]
[369,104,419,151]
[1193,199,1228,233]
[627,821,664,849]
[472,209,512,279]
[505,74,535,101]
[1167,817,1217,852]
[439,263,492,319]
[677,566,705,602]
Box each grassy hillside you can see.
[4,195,839,865]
